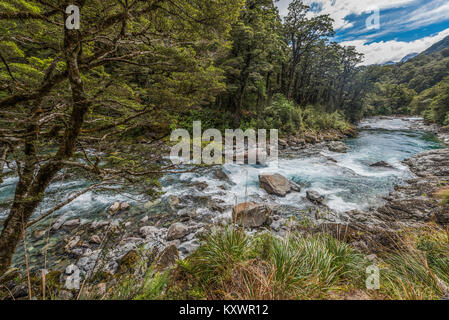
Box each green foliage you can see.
[243,94,351,135]
[363,40,449,123]
[183,226,251,285]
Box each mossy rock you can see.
[117,250,139,274]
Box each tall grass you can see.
[380,226,449,300]
[177,227,365,299]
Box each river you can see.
[0,116,445,271]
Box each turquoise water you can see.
[0,117,444,222]
[161,117,444,213]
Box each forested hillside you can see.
[364,35,449,124]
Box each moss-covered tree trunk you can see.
[0,5,90,277]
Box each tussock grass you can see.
[379,225,449,300]
[175,227,366,300]
[41,224,449,301]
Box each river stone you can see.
[120,202,130,211]
[167,223,190,240]
[289,180,301,192]
[306,191,325,205]
[156,244,179,270]
[52,215,69,231]
[278,139,288,148]
[328,141,347,153]
[62,218,80,229]
[232,202,271,227]
[109,202,121,214]
[168,195,180,208]
[140,226,159,238]
[91,220,110,230]
[64,236,81,253]
[89,235,102,244]
[370,161,394,169]
[32,229,47,239]
[259,174,295,197]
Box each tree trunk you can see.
[0,4,90,276]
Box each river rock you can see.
[289,180,301,192]
[259,173,299,197]
[168,195,180,208]
[370,161,394,169]
[109,202,121,214]
[109,202,130,215]
[178,239,200,256]
[32,229,47,239]
[140,226,159,238]
[167,222,190,240]
[64,236,81,253]
[306,191,325,205]
[91,220,110,230]
[328,141,347,153]
[279,139,288,148]
[156,244,179,270]
[232,202,271,227]
[52,215,69,231]
[62,219,80,229]
[89,235,102,244]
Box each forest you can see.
[0,0,377,276]
[363,36,449,124]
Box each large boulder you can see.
[232,202,271,228]
[259,173,300,197]
[328,141,347,153]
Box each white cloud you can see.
[406,0,449,29]
[340,27,449,65]
[276,0,417,29]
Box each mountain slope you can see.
[422,35,449,56]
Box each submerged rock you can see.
[259,173,300,197]
[232,202,271,228]
[109,202,130,215]
[370,161,394,169]
[62,219,80,229]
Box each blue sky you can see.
[276,0,449,64]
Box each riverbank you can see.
[1,117,449,300]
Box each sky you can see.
[276,0,449,65]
